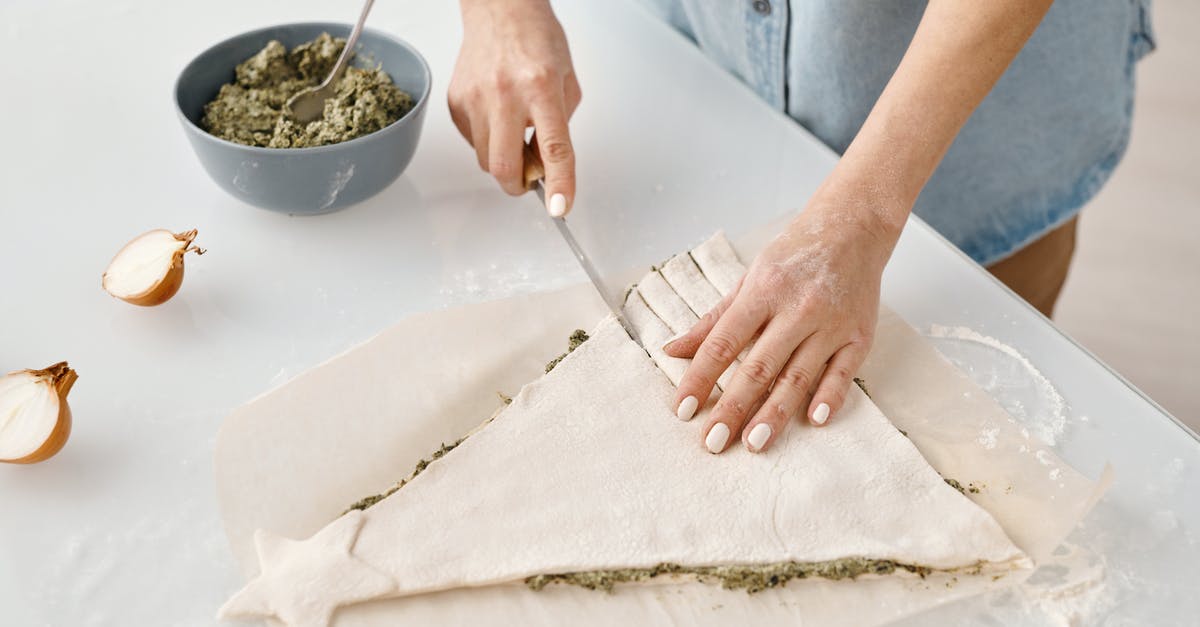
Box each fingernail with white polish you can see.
[676,395,699,421]
[812,402,831,425]
[661,330,687,351]
[705,422,730,454]
[747,423,772,452]
[548,193,567,217]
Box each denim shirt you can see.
[635,0,1156,264]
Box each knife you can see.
[522,144,641,343]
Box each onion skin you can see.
[1,362,77,465]
[103,229,203,307]
[121,260,186,307]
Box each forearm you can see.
[820,0,1054,241]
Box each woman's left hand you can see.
[663,196,900,454]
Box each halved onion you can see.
[0,362,77,464]
[102,229,204,306]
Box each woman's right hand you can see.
[449,0,581,216]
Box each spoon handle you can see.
[322,0,376,89]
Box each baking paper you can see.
[215,233,1106,626]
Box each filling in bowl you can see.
[201,33,414,149]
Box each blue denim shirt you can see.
[635,0,1156,264]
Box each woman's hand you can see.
[664,197,900,454]
[448,0,581,216]
[659,0,1054,456]
[658,0,1054,454]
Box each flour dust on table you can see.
[926,323,1068,446]
[219,233,1030,627]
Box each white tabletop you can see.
[1,1,1195,625]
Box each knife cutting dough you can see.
[219,234,1035,627]
[449,0,1150,454]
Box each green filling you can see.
[344,438,473,514]
[943,478,981,495]
[201,33,413,148]
[525,559,933,593]
[347,330,590,513]
[543,329,590,373]
[853,377,871,398]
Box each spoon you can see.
[286,0,376,124]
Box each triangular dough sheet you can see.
[220,234,1029,627]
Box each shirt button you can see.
[752,0,771,15]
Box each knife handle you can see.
[522,142,545,191]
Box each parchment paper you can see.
[730,219,1110,564]
[215,232,1108,626]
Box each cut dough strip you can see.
[635,270,697,335]
[635,269,738,391]
[623,290,720,420]
[659,253,724,316]
[690,231,746,296]
[622,289,693,388]
[665,236,754,368]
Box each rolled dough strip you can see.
[636,270,738,391]
[622,290,692,388]
[685,233,758,365]
[659,254,723,316]
[691,231,746,296]
[623,290,719,419]
[635,270,699,335]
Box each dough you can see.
[620,289,692,388]
[220,235,1029,627]
[634,269,699,335]
[631,268,738,390]
[690,231,746,295]
[659,253,723,316]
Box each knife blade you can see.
[523,145,640,343]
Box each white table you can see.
[1,1,1195,625]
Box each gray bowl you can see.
[174,22,431,215]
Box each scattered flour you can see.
[269,367,294,387]
[1031,571,1114,627]
[28,415,236,625]
[977,427,1000,450]
[977,543,1115,627]
[437,262,555,304]
[928,324,1068,445]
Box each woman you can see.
[447,0,1154,454]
